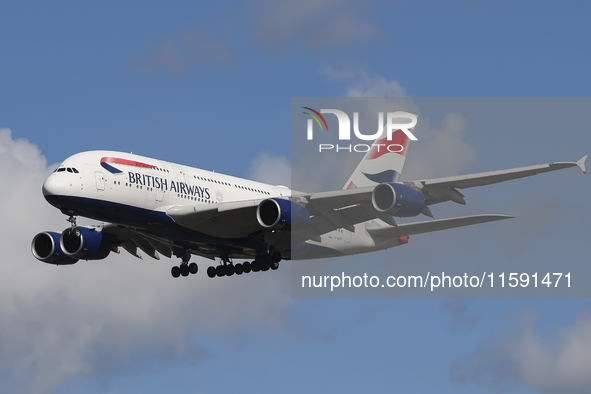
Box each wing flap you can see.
[102,224,175,260]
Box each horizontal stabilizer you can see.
[365,214,514,238]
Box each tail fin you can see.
[343,120,416,189]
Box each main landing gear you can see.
[171,253,198,278]
[206,252,281,279]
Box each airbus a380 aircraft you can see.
[32,125,587,279]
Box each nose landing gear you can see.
[67,214,78,229]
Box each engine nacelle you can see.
[257,198,310,230]
[60,227,111,260]
[31,232,79,265]
[372,183,425,217]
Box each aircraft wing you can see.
[145,156,586,247]
[165,200,264,239]
[410,156,587,206]
[156,187,386,248]
[287,156,587,238]
[163,194,385,249]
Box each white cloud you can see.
[346,76,406,97]
[249,152,291,187]
[402,112,477,180]
[452,311,591,393]
[127,29,234,73]
[322,67,407,97]
[254,0,379,52]
[0,129,292,393]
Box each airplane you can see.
[31,125,587,279]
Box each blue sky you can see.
[1,1,590,393]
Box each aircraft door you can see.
[172,166,186,184]
[155,188,164,202]
[95,172,105,191]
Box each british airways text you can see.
[128,172,211,199]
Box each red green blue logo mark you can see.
[302,107,328,131]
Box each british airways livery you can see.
[32,125,587,278]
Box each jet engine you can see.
[257,198,310,230]
[60,227,112,260]
[372,183,425,217]
[31,231,79,265]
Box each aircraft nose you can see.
[42,174,66,209]
[42,174,58,197]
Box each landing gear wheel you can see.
[189,262,198,274]
[225,265,235,276]
[242,261,251,273]
[216,265,225,277]
[270,261,279,270]
[260,256,271,271]
[251,261,261,272]
[271,251,282,263]
[180,264,189,277]
[171,266,180,278]
[207,266,216,278]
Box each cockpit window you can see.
[55,167,79,173]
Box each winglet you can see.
[577,155,587,174]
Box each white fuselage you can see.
[42,150,404,260]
